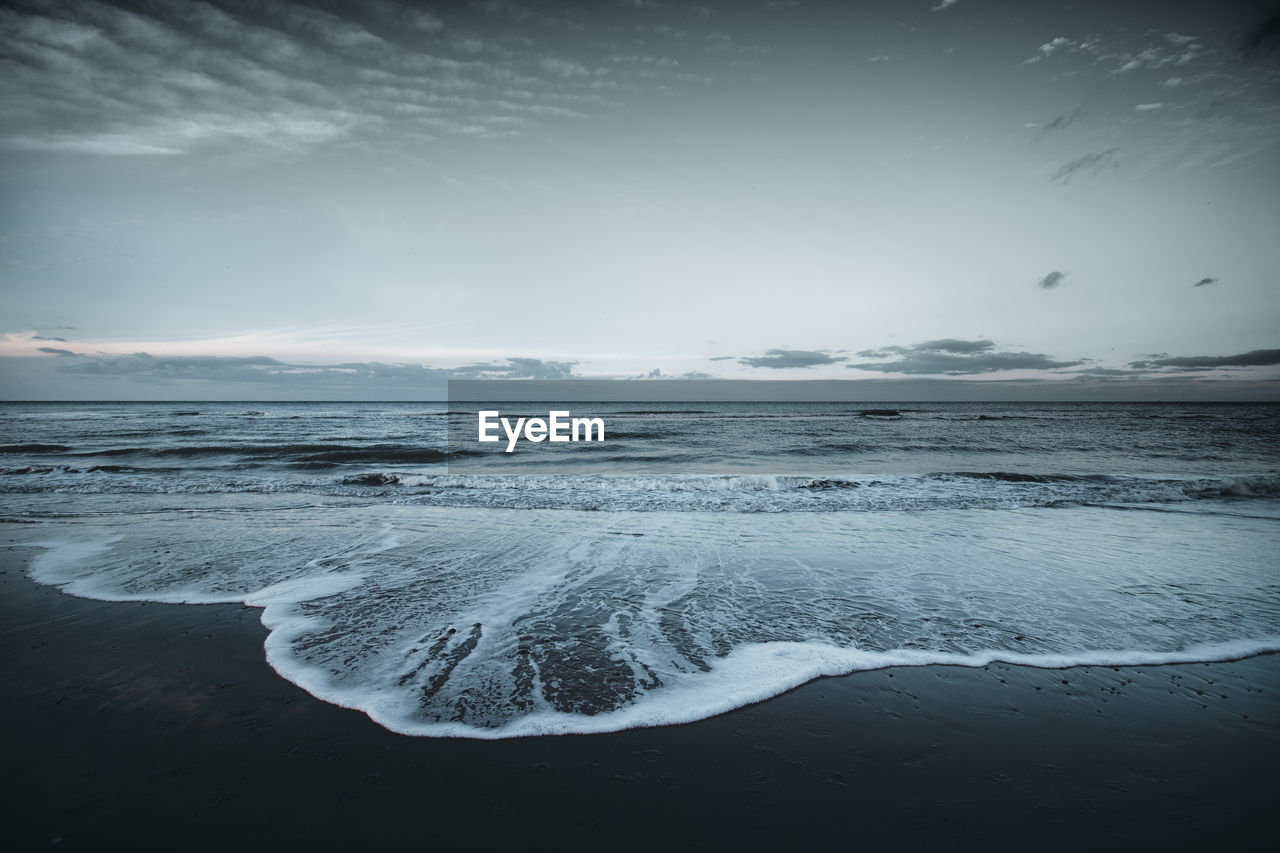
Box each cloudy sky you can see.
[2,0,1278,400]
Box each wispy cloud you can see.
[1024,29,1203,74]
[1192,277,1219,287]
[1024,36,1076,64]
[1050,149,1118,183]
[1033,105,1084,142]
[1017,21,1280,175]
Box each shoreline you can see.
[4,541,1277,849]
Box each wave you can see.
[59,443,457,465]
[597,409,717,415]
[329,471,1280,513]
[2,465,81,475]
[25,508,1280,739]
[947,471,1100,483]
[5,468,1278,509]
[272,633,1280,739]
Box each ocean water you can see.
[3,401,1278,737]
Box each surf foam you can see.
[22,501,1280,738]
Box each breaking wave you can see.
[25,503,1280,738]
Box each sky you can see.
[1,0,1278,400]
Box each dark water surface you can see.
[3,402,1277,736]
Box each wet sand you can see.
[3,542,1276,850]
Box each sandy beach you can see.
[4,541,1276,850]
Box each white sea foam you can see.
[345,637,1280,739]
[21,501,1280,738]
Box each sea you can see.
[2,400,1278,737]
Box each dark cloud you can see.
[0,0,710,157]
[46,351,576,384]
[439,357,578,380]
[1037,270,1067,289]
[1129,349,1280,370]
[1070,367,1143,376]
[632,368,712,379]
[915,338,995,354]
[738,349,847,369]
[849,339,1083,375]
[707,355,736,361]
[1033,105,1083,142]
[446,377,1280,404]
[1192,277,1219,287]
[488,357,577,379]
[36,346,76,356]
[32,335,69,341]
[1050,148,1118,183]
[57,353,293,380]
